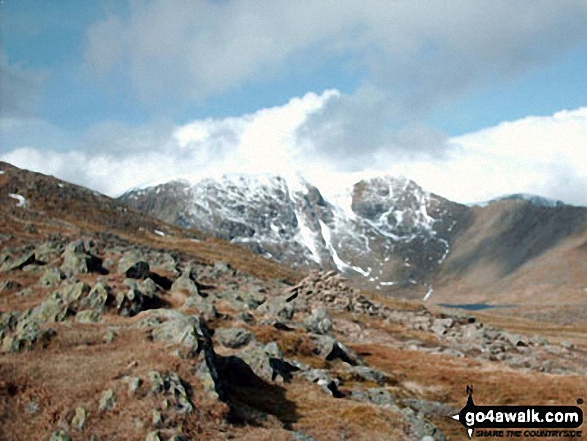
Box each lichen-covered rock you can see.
[116,288,163,317]
[56,281,91,303]
[170,268,200,296]
[215,327,252,349]
[150,252,180,276]
[183,295,218,321]
[39,267,64,288]
[237,342,285,381]
[145,431,162,441]
[314,335,359,365]
[147,371,194,413]
[99,389,116,411]
[0,280,22,292]
[150,311,201,349]
[0,311,19,339]
[304,307,333,335]
[29,298,73,323]
[257,296,295,321]
[348,366,388,385]
[49,431,72,441]
[351,387,397,407]
[71,406,88,430]
[401,407,447,441]
[2,320,55,353]
[117,250,143,274]
[2,252,36,271]
[82,282,114,311]
[61,239,104,277]
[75,310,101,323]
[124,376,143,394]
[140,278,158,296]
[34,241,64,263]
[125,261,150,279]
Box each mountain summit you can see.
[120,174,470,293]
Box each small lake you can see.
[438,303,516,311]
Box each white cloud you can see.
[2,93,587,206]
[81,0,587,112]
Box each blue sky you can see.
[2,1,587,204]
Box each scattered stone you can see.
[34,241,64,263]
[150,311,201,349]
[3,252,37,271]
[99,389,116,411]
[83,282,114,311]
[431,318,453,336]
[116,288,164,317]
[124,376,143,394]
[29,298,72,323]
[2,320,55,353]
[126,261,150,280]
[351,387,396,407]
[215,327,252,349]
[402,398,458,418]
[0,280,22,291]
[60,239,105,277]
[304,307,333,335]
[147,371,194,413]
[152,409,163,427]
[315,336,359,366]
[117,250,143,274]
[104,330,116,343]
[49,431,72,441]
[269,357,300,382]
[401,407,447,441]
[75,310,102,323]
[145,431,162,441]
[349,366,388,385]
[171,268,200,296]
[72,406,88,430]
[57,281,92,304]
[257,296,295,321]
[140,278,158,296]
[39,267,64,288]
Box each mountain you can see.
[472,193,566,208]
[2,161,587,440]
[120,174,471,293]
[119,173,587,310]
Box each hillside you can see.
[1,162,587,440]
[119,172,587,319]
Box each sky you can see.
[2,0,587,205]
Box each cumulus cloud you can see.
[81,1,587,110]
[3,92,587,206]
[0,91,336,196]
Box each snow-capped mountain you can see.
[119,174,470,292]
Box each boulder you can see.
[82,282,114,311]
[29,298,73,323]
[99,389,116,411]
[125,261,151,280]
[304,307,333,335]
[171,268,200,296]
[116,288,164,317]
[2,320,55,353]
[215,327,252,349]
[71,406,88,430]
[150,311,202,349]
[60,239,102,277]
[75,310,102,323]
[39,267,64,288]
